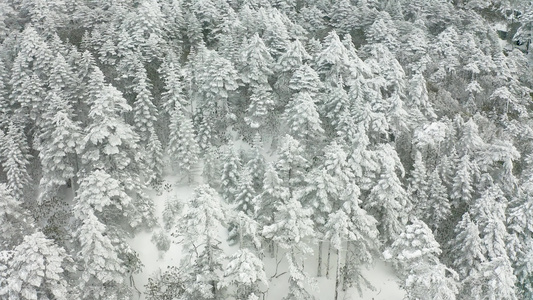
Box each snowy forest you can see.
[1,0,533,299]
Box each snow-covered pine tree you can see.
[0,183,33,250]
[288,64,322,98]
[384,220,459,300]
[1,232,71,300]
[167,107,200,182]
[262,196,316,300]
[174,185,227,300]
[470,186,518,299]
[1,121,32,200]
[38,91,81,201]
[449,212,486,299]
[72,170,139,299]
[246,133,266,192]
[220,249,268,300]
[220,145,242,203]
[365,145,409,244]
[284,91,324,148]
[408,150,428,217]
[145,127,164,186]
[255,161,288,216]
[131,64,158,144]
[276,39,311,100]
[80,76,155,228]
[234,169,256,216]
[424,168,451,232]
[240,33,274,88]
[275,134,309,196]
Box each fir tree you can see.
[424,168,451,232]
[220,146,242,203]
[167,108,200,181]
[220,249,268,300]
[366,145,409,243]
[174,185,227,300]
[1,122,31,200]
[145,127,164,186]
[234,170,256,216]
[384,220,459,300]
[284,92,324,147]
[1,232,71,300]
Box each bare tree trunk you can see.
[317,241,323,277]
[326,243,332,279]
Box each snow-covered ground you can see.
[128,175,405,300]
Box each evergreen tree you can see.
[288,64,322,97]
[240,33,274,88]
[132,65,158,143]
[1,232,71,300]
[1,121,31,200]
[220,146,242,203]
[0,184,33,250]
[424,168,451,232]
[262,197,316,300]
[449,213,486,299]
[408,150,428,217]
[275,134,309,194]
[220,249,268,300]
[246,134,266,191]
[366,145,409,243]
[174,185,227,300]
[384,220,459,300]
[284,92,324,147]
[167,108,200,181]
[145,127,164,186]
[73,170,139,299]
[234,170,256,216]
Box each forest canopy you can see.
[0,0,533,299]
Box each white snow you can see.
[128,173,405,300]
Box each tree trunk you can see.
[342,242,350,291]
[334,248,341,300]
[317,241,323,277]
[326,243,332,279]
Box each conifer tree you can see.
[384,220,459,300]
[255,163,290,229]
[145,127,164,186]
[246,134,266,191]
[1,121,31,200]
[80,76,154,228]
[262,197,316,300]
[167,108,200,181]
[275,134,309,194]
[1,232,71,300]
[408,150,428,217]
[449,213,486,299]
[0,184,33,250]
[284,92,324,147]
[366,145,409,243]
[220,146,242,203]
[424,168,451,231]
[174,185,227,300]
[276,39,311,95]
[240,33,274,88]
[220,249,268,300]
[288,64,322,97]
[38,91,81,201]
[234,170,256,216]
[132,65,158,143]
[73,170,139,299]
